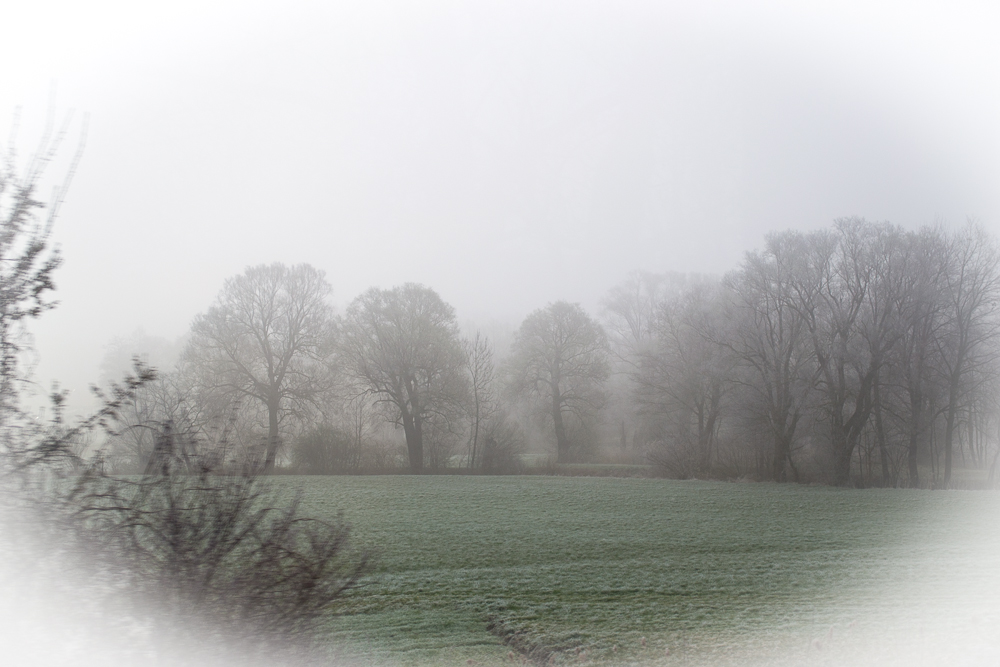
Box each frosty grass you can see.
[280,476,1000,667]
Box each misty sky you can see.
[3,0,999,412]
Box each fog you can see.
[1,1,996,411]
[4,6,1000,664]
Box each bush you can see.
[6,380,375,664]
[647,437,698,479]
[291,424,362,473]
[479,414,526,474]
[62,434,374,661]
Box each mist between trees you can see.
[91,219,1000,489]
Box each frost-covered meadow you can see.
[286,476,1000,667]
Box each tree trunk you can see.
[698,418,713,476]
[698,404,718,477]
[831,420,853,486]
[770,408,800,482]
[907,385,922,487]
[401,410,424,472]
[699,383,722,476]
[942,382,959,489]
[551,385,569,463]
[772,429,790,482]
[469,393,481,470]
[873,378,891,486]
[989,424,1000,486]
[263,398,280,474]
[832,443,853,486]
[829,365,876,487]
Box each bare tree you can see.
[794,220,909,486]
[508,302,610,463]
[332,384,390,471]
[937,223,1000,488]
[339,283,467,472]
[602,272,689,454]
[464,330,498,470]
[883,228,949,486]
[185,263,336,473]
[726,232,815,481]
[637,280,734,477]
[602,271,685,362]
[101,369,200,473]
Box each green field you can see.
[284,476,1000,667]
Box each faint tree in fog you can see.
[461,331,526,473]
[602,272,686,454]
[638,279,734,477]
[185,263,336,473]
[508,302,610,463]
[339,283,467,472]
[338,387,391,470]
[602,272,683,362]
[862,229,916,486]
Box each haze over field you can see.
[2,0,999,411]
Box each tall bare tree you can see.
[794,220,909,485]
[937,223,1000,488]
[464,330,498,470]
[602,272,690,453]
[638,280,734,477]
[339,283,467,472]
[889,228,949,486]
[509,302,609,463]
[727,232,815,481]
[185,263,336,473]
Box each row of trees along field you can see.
[106,218,1000,488]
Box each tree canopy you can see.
[339,283,466,472]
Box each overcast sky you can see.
[3,0,999,411]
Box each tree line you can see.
[103,218,1000,488]
[613,219,1000,488]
